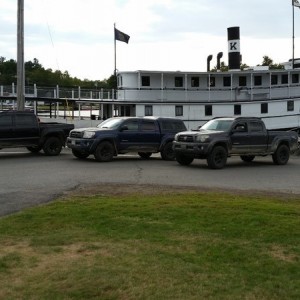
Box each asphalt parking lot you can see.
[1,147,300,216]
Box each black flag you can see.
[115,28,130,44]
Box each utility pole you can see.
[17,0,25,110]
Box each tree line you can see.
[0,57,116,89]
[212,55,284,72]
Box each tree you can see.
[260,55,284,70]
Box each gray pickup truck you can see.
[173,117,299,169]
[0,111,74,155]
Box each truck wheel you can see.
[175,153,194,165]
[72,149,89,159]
[94,141,114,162]
[160,142,175,161]
[43,137,62,156]
[272,144,290,165]
[27,146,42,153]
[207,146,227,169]
[138,152,152,159]
[240,155,255,162]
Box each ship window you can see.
[145,105,153,116]
[117,75,122,86]
[205,105,212,116]
[141,76,150,86]
[261,103,268,114]
[208,77,215,87]
[175,105,183,116]
[234,104,241,115]
[271,75,278,85]
[175,77,183,87]
[223,76,231,87]
[292,74,299,84]
[254,76,262,86]
[191,77,199,87]
[239,76,247,86]
[281,74,288,84]
[287,100,294,111]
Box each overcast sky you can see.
[0,0,299,81]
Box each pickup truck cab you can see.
[67,116,186,161]
[173,117,299,169]
[0,111,74,155]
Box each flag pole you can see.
[293,0,295,69]
[114,23,117,76]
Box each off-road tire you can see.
[240,155,255,162]
[27,146,42,153]
[272,144,290,165]
[72,149,90,159]
[207,146,227,169]
[43,137,63,156]
[175,153,194,165]
[138,152,152,159]
[160,142,175,161]
[94,141,114,162]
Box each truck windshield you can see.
[97,118,123,129]
[200,119,233,131]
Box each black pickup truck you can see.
[173,117,299,169]
[0,111,74,155]
[67,116,187,161]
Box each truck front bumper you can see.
[67,137,95,152]
[173,141,209,157]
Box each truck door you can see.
[0,114,14,146]
[230,121,249,153]
[14,114,40,146]
[118,119,140,151]
[138,119,160,151]
[248,121,268,153]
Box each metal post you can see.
[17,0,25,110]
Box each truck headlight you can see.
[196,135,210,142]
[174,134,179,141]
[83,131,95,139]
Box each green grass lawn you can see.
[0,190,299,299]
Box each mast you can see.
[17,0,25,110]
[293,0,295,69]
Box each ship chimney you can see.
[227,27,241,70]
[217,52,223,71]
[207,55,213,71]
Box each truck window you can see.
[0,115,13,126]
[140,120,156,131]
[123,120,139,131]
[233,122,247,132]
[15,115,36,126]
[249,121,263,132]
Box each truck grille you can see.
[70,131,83,138]
[178,135,194,142]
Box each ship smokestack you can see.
[217,52,223,71]
[227,27,241,70]
[207,55,213,71]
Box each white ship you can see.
[115,27,300,132]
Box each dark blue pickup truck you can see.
[67,117,187,162]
